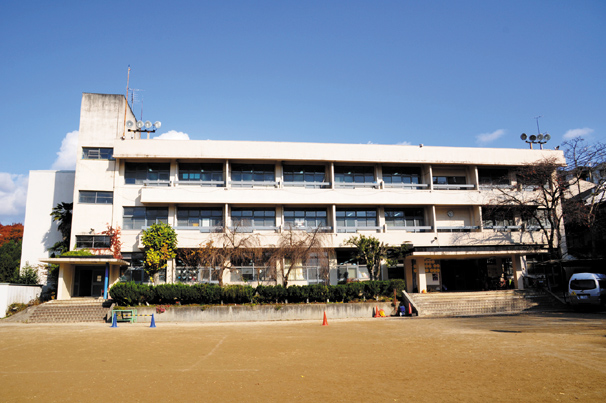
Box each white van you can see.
[568,273,606,308]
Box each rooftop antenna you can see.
[130,88,144,120]
[521,116,550,149]
[122,66,131,139]
[534,115,543,136]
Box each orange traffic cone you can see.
[322,311,328,326]
[408,302,413,316]
[374,306,380,318]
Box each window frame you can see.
[79,190,113,204]
[82,147,114,160]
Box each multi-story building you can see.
[21,93,566,299]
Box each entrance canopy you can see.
[40,256,129,300]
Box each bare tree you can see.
[269,226,328,287]
[490,156,566,260]
[178,226,262,287]
[562,137,606,257]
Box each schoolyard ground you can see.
[1,312,605,402]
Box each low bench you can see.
[112,309,137,323]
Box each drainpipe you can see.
[104,262,109,299]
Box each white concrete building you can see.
[22,93,567,299]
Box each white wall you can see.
[20,171,75,280]
[0,284,42,318]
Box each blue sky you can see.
[1,1,605,224]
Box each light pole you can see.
[520,116,551,149]
[125,120,162,139]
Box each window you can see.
[385,208,425,228]
[177,207,223,229]
[231,208,275,229]
[79,191,113,204]
[286,253,328,283]
[283,165,327,187]
[283,209,328,230]
[478,168,510,186]
[334,166,375,185]
[125,162,170,185]
[231,164,275,186]
[82,147,114,160]
[570,279,597,291]
[75,235,111,249]
[230,258,268,282]
[433,176,466,185]
[178,163,223,185]
[482,207,516,229]
[382,166,421,186]
[336,208,377,232]
[522,209,551,230]
[123,207,169,230]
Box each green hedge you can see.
[109,279,406,306]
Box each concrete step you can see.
[27,300,112,323]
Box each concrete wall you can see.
[20,170,75,284]
[0,284,42,318]
[128,301,395,323]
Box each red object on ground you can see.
[322,311,328,326]
[374,306,380,318]
[408,302,412,316]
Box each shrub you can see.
[364,281,382,299]
[256,285,287,303]
[330,284,348,302]
[286,285,307,303]
[345,282,365,301]
[222,284,254,304]
[109,282,154,306]
[307,284,329,302]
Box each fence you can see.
[0,284,42,318]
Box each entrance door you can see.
[74,266,105,297]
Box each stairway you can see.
[27,299,113,323]
[407,290,567,317]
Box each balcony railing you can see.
[437,226,481,232]
[433,184,476,190]
[383,183,429,190]
[283,181,331,189]
[483,225,521,232]
[386,225,433,233]
[175,180,225,187]
[230,181,280,188]
[336,225,382,233]
[334,182,380,189]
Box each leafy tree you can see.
[14,263,39,285]
[0,239,22,282]
[344,235,410,281]
[0,223,23,247]
[141,223,178,284]
[49,202,73,255]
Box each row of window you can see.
[117,206,549,231]
[82,147,514,186]
[121,162,509,187]
[120,207,427,230]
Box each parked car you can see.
[568,273,606,308]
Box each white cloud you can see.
[51,130,79,170]
[0,173,28,224]
[397,141,412,145]
[153,130,190,140]
[563,127,594,140]
[476,129,505,145]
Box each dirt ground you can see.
[1,312,605,402]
